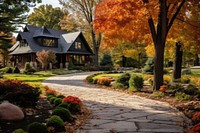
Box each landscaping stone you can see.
[0,101,24,121]
[43,72,191,133]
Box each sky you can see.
[29,0,62,14]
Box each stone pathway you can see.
[43,72,191,133]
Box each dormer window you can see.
[75,42,81,49]
[20,39,28,47]
[42,38,57,47]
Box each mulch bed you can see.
[0,97,91,133]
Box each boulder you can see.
[0,101,24,121]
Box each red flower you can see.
[192,112,200,124]
[62,96,82,105]
[188,123,200,133]
[45,89,57,95]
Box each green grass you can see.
[191,69,200,77]
[93,73,123,80]
[3,69,79,93]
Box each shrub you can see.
[192,112,200,125]
[175,92,192,101]
[85,76,93,83]
[49,97,57,104]
[167,83,184,96]
[45,89,57,96]
[151,92,165,98]
[27,122,49,133]
[116,73,130,89]
[188,123,200,133]
[6,67,13,73]
[181,76,190,84]
[184,84,197,95]
[46,115,64,129]
[142,58,154,74]
[93,78,98,84]
[0,79,41,107]
[97,78,112,86]
[163,69,169,74]
[57,102,69,109]
[54,98,62,106]
[56,95,65,99]
[13,66,20,73]
[47,95,55,101]
[68,103,81,114]
[100,53,113,66]
[62,96,82,105]
[24,62,36,74]
[129,75,144,91]
[13,129,27,133]
[112,82,126,90]
[52,107,72,122]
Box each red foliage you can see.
[45,89,57,96]
[62,96,82,105]
[192,112,200,124]
[188,123,200,133]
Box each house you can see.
[9,25,93,69]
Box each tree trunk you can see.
[153,42,165,90]
[194,54,199,66]
[173,42,183,80]
[91,28,98,66]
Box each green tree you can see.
[59,0,102,66]
[27,4,67,29]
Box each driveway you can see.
[43,72,191,133]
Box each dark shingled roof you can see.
[10,25,93,55]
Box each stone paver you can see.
[43,72,191,133]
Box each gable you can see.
[68,33,93,54]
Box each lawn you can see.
[3,69,79,92]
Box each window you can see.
[75,42,81,49]
[20,39,28,47]
[42,38,56,47]
[72,55,85,65]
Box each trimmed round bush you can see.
[49,97,57,104]
[47,115,64,129]
[56,95,65,99]
[57,102,69,109]
[69,103,81,114]
[129,75,144,91]
[27,122,49,133]
[112,82,126,90]
[52,107,72,122]
[93,78,98,84]
[13,129,27,133]
[86,76,93,83]
[116,73,130,89]
[47,95,55,101]
[54,98,62,106]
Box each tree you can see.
[100,53,113,66]
[59,0,102,66]
[36,50,56,70]
[94,0,197,90]
[27,4,67,29]
[0,0,41,66]
[0,0,41,33]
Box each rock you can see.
[0,101,24,121]
[182,69,192,75]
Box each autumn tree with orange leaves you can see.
[94,0,199,90]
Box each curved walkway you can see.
[43,72,191,133]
